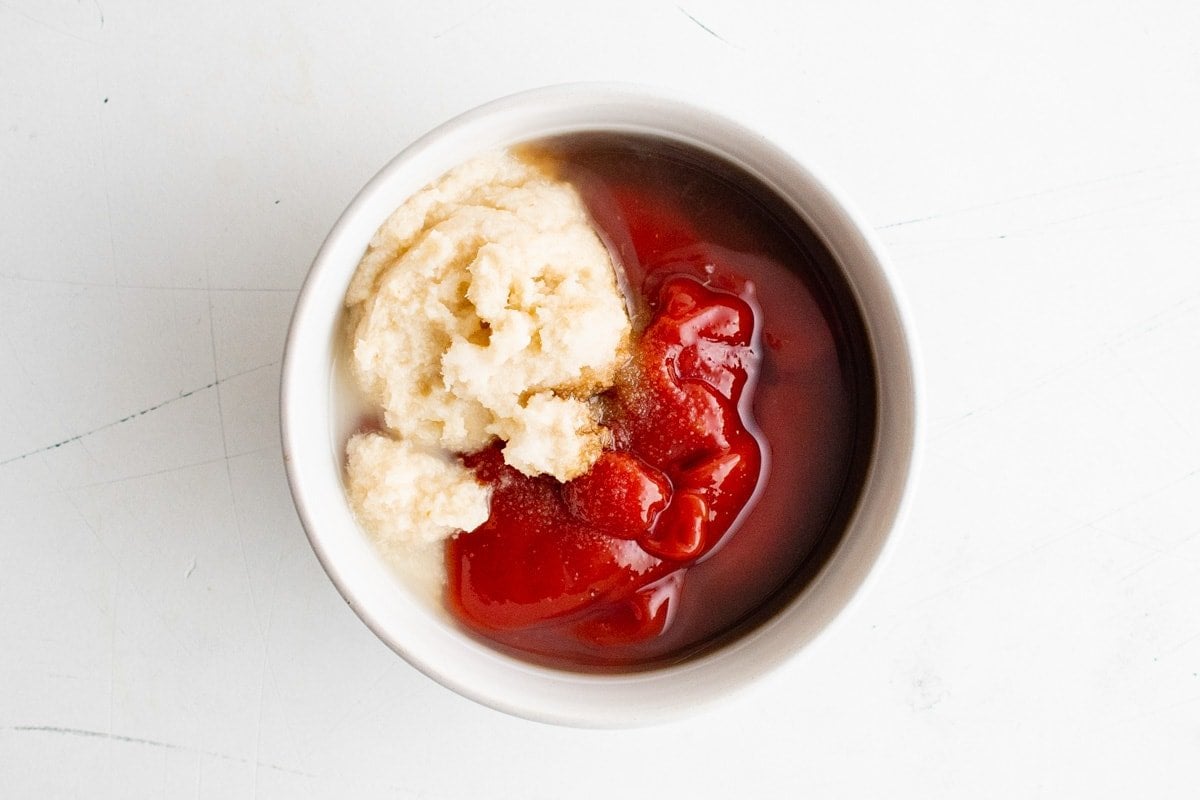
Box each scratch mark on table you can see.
[884,214,1200,264]
[0,361,279,467]
[4,726,317,778]
[431,0,500,39]
[0,1,96,44]
[929,293,1200,443]
[10,725,186,750]
[55,486,206,674]
[1130,368,1195,442]
[676,5,739,49]
[1087,465,1200,532]
[0,273,299,292]
[108,584,116,747]
[252,515,290,782]
[1167,627,1200,656]
[37,446,274,495]
[2,326,45,408]
[1110,692,1200,725]
[313,663,396,750]
[0,364,212,465]
[207,283,267,790]
[899,522,1094,612]
[877,156,1200,230]
[889,194,1181,248]
[95,69,119,287]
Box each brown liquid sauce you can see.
[459,134,877,669]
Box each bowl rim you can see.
[280,82,924,727]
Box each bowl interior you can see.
[281,85,920,727]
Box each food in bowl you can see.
[343,149,630,541]
[340,132,877,668]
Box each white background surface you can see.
[3,1,1199,797]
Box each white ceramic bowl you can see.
[281,84,921,727]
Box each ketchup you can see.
[446,155,775,656]
[445,134,875,667]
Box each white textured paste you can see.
[344,149,631,552]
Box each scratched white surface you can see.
[2,1,1199,797]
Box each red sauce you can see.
[450,273,763,648]
[445,135,875,668]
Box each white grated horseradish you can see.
[343,149,631,561]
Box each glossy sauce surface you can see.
[448,135,876,667]
[450,275,763,647]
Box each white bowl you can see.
[280,84,921,727]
